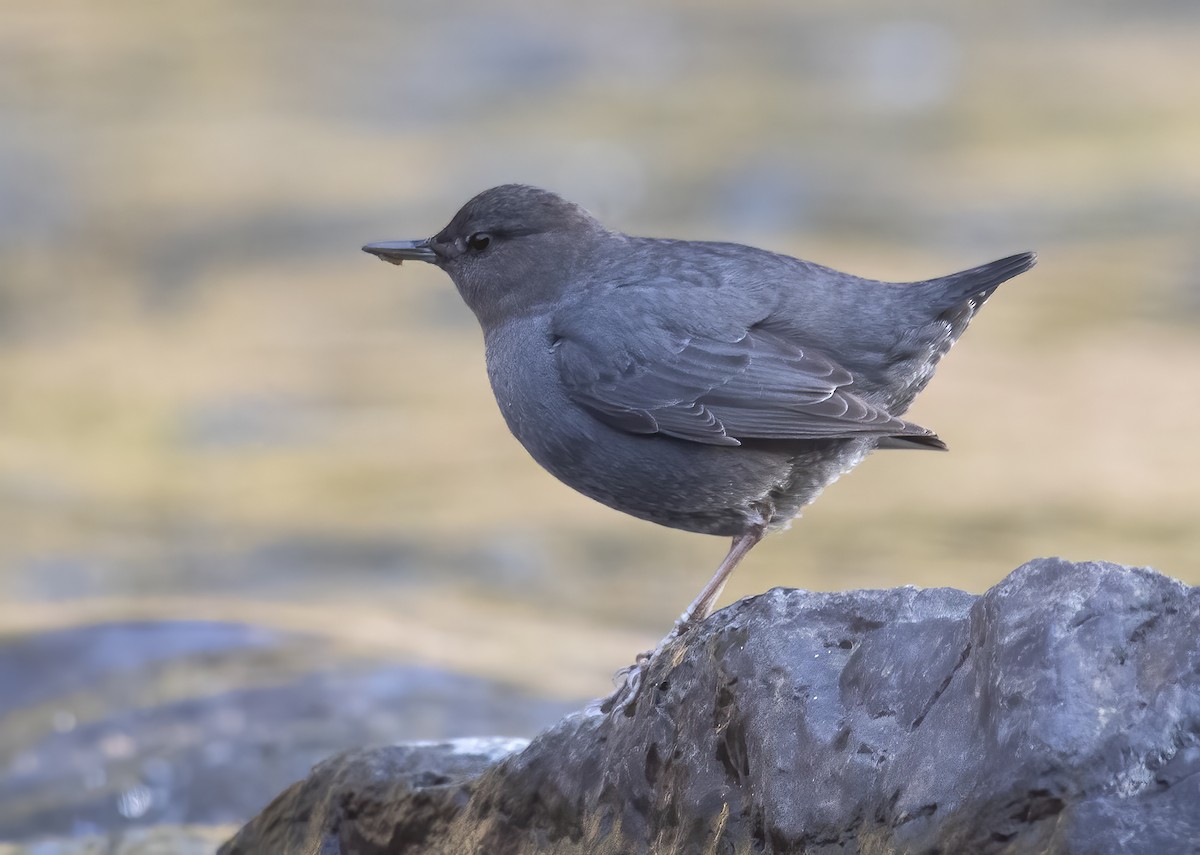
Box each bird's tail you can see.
[925,251,1037,312]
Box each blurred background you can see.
[2,0,1198,846]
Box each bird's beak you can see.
[362,238,438,265]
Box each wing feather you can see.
[556,317,935,447]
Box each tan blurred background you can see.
[1,2,1199,831]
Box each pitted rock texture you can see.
[222,558,1200,854]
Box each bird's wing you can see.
[554,308,937,448]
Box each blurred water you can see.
[0,622,277,713]
[0,620,579,841]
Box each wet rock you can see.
[219,739,524,855]
[222,558,1200,854]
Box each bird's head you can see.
[364,184,610,328]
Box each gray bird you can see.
[364,184,1035,654]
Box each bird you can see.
[364,184,1035,680]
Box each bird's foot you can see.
[595,661,643,715]
[596,618,693,715]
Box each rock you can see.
[221,558,1200,854]
[218,738,526,855]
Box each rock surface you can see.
[222,558,1200,854]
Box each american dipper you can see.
[364,184,1035,658]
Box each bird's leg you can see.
[634,525,767,663]
[678,527,767,627]
[600,526,767,714]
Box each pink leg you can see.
[599,527,768,713]
[677,528,767,627]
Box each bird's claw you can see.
[598,621,698,715]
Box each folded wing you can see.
[556,318,940,448]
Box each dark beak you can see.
[362,239,438,265]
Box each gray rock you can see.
[218,738,525,855]
[221,558,1200,854]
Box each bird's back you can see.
[586,238,1034,414]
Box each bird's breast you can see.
[483,319,593,464]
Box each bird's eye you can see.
[467,232,491,252]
